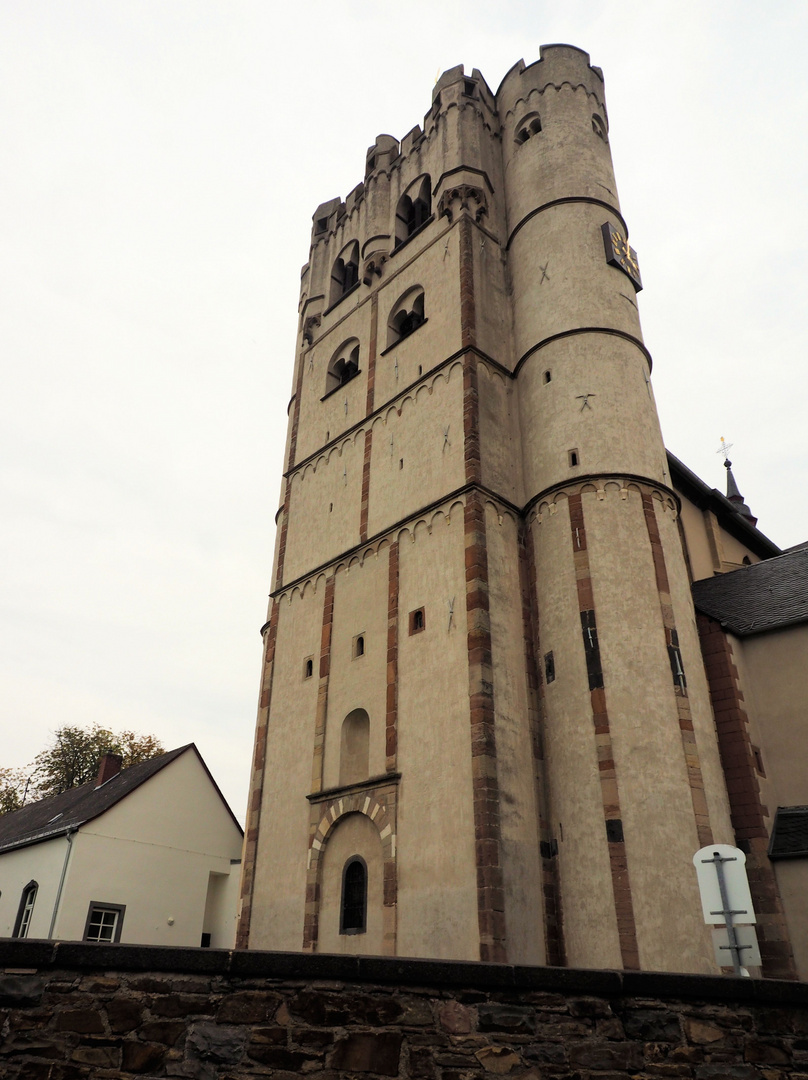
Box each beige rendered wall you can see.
[0,838,69,940]
[529,496,622,970]
[249,585,326,950]
[485,505,545,965]
[395,508,479,961]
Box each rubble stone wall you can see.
[2,940,808,1079]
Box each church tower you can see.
[238,46,735,973]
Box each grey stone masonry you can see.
[1,940,808,1079]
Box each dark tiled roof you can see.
[769,807,808,859]
[692,546,808,636]
[0,745,192,854]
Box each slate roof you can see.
[692,545,808,636]
[0,745,193,854]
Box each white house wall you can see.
[0,837,69,939]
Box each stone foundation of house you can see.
[2,941,808,1078]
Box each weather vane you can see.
[716,436,734,462]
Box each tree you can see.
[0,767,29,814]
[0,725,164,810]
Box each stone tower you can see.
[238,46,735,973]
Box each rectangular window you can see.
[83,902,125,943]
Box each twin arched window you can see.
[326,339,360,395]
[387,288,425,348]
[395,175,431,248]
[515,112,542,145]
[330,241,360,307]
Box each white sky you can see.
[2,1,807,822]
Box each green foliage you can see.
[0,725,164,811]
[0,768,29,814]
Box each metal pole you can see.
[48,828,76,939]
[712,853,742,976]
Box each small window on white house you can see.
[13,881,38,939]
[84,902,126,943]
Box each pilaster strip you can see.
[386,541,399,773]
[641,493,713,848]
[310,573,336,794]
[303,572,337,951]
[520,525,565,966]
[366,292,378,416]
[236,600,281,949]
[465,493,506,963]
[360,430,372,544]
[274,482,291,590]
[696,613,798,980]
[288,349,306,471]
[568,493,640,970]
[459,213,476,350]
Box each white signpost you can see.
[692,844,760,976]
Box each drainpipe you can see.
[48,827,76,939]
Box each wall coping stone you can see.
[1,939,806,1005]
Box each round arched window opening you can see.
[340,856,367,935]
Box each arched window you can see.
[515,111,542,145]
[13,880,38,939]
[592,113,608,142]
[340,708,370,785]
[329,240,360,306]
[387,288,425,348]
[394,175,431,248]
[340,856,367,934]
[325,339,360,395]
[304,657,314,679]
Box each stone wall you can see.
[2,940,808,1079]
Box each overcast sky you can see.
[2,1,807,822]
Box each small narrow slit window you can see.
[409,607,425,635]
[353,634,365,659]
[304,657,314,680]
[544,651,555,684]
[568,449,579,468]
[543,370,552,384]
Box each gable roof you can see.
[0,744,242,855]
[667,451,781,562]
[692,545,808,636]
